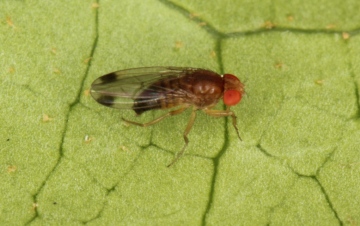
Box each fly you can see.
[90,66,245,167]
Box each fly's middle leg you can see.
[167,108,197,167]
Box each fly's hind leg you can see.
[122,107,189,127]
[167,108,197,167]
[203,107,242,141]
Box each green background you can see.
[1,0,360,225]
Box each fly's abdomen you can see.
[133,77,186,114]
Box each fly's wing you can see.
[90,66,196,111]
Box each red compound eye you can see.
[223,90,242,106]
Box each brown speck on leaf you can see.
[84,57,92,64]
[42,114,53,122]
[286,14,294,22]
[84,135,93,143]
[315,79,324,85]
[345,215,357,226]
[7,165,17,173]
[325,24,336,29]
[50,48,57,55]
[342,32,350,40]
[92,3,100,9]
[189,13,200,19]
[53,68,61,74]
[6,16,15,28]
[32,203,38,210]
[263,21,276,29]
[274,62,284,69]
[8,66,15,73]
[174,41,183,50]
[198,22,207,27]
[120,145,129,152]
[84,89,90,96]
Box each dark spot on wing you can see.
[100,73,118,83]
[133,85,164,115]
[133,97,161,115]
[134,108,146,115]
[97,95,115,107]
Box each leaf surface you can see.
[1,0,359,225]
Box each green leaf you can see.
[1,0,359,225]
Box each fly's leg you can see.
[122,107,189,127]
[203,107,242,141]
[167,108,197,167]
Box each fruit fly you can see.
[90,67,245,167]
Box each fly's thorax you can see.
[180,69,224,108]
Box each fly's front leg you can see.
[203,107,242,141]
[167,108,197,167]
[122,106,189,127]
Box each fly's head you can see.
[223,74,245,106]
